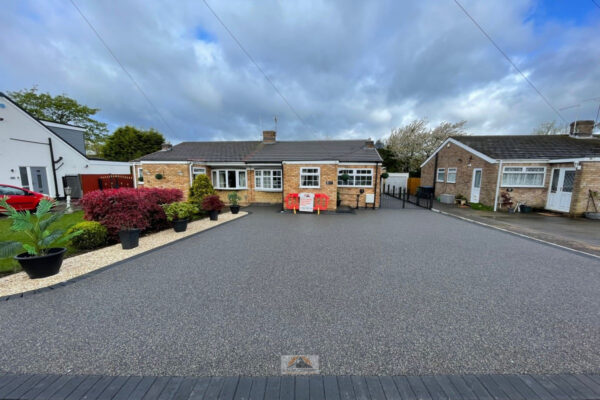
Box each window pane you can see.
[19,167,29,188]
[238,171,246,188]
[273,176,281,189]
[550,169,560,192]
[219,171,226,188]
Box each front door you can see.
[546,168,575,212]
[30,167,49,195]
[470,168,482,203]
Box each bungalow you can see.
[132,131,383,211]
[420,120,600,215]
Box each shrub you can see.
[162,202,198,221]
[68,221,108,250]
[189,174,215,209]
[80,188,183,239]
[202,195,225,211]
[228,192,240,206]
[0,198,82,257]
[381,172,389,179]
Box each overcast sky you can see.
[1,1,599,143]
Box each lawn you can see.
[0,211,85,276]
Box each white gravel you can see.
[0,211,247,297]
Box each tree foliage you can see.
[8,86,108,153]
[532,120,564,135]
[102,126,165,161]
[188,174,215,209]
[385,119,467,174]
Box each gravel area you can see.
[0,211,246,297]
[0,206,599,376]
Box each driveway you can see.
[0,206,599,376]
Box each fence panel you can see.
[80,174,134,195]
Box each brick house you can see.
[132,131,383,211]
[420,120,600,215]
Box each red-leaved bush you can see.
[80,188,183,239]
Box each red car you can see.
[0,184,49,211]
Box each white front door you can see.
[470,168,482,203]
[546,168,575,212]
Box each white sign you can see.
[299,192,315,212]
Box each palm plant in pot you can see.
[228,192,241,214]
[202,195,225,221]
[0,197,82,279]
[162,202,198,232]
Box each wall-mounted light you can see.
[467,156,473,167]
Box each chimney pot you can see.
[569,120,594,137]
[263,130,276,143]
[161,142,173,151]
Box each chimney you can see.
[365,140,375,149]
[569,120,595,138]
[161,142,173,151]
[262,130,276,143]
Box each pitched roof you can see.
[137,139,382,163]
[138,141,261,162]
[453,135,600,160]
[247,140,382,162]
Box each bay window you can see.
[501,166,546,187]
[211,169,247,189]
[300,167,320,188]
[255,170,282,190]
[337,168,373,187]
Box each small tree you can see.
[189,174,215,209]
[532,121,563,135]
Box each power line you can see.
[453,0,567,124]
[201,0,306,126]
[69,0,175,136]
[592,0,600,10]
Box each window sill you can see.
[500,185,545,188]
[215,188,247,191]
[255,189,282,192]
[299,186,320,189]
[338,185,373,188]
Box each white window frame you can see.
[191,166,207,183]
[337,168,374,187]
[436,168,445,182]
[136,167,144,184]
[255,169,282,191]
[501,166,546,188]
[300,167,320,188]
[447,167,457,183]
[211,169,247,190]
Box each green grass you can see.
[0,211,85,276]
[470,202,494,212]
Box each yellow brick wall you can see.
[337,164,382,208]
[570,161,600,215]
[283,164,338,211]
[137,164,190,199]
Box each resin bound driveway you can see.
[0,206,599,377]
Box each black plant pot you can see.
[336,199,342,207]
[230,205,240,214]
[173,218,188,232]
[209,210,219,221]
[15,247,67,279]
[119,229,141,249]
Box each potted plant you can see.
[162,202,198,232]
[118,221,145,250]
[228,192,241,214]
[336,191,343,207]
[0,197,82,279]
[202,195,225,221]
[381,172,389,180]
[340,173,350,184]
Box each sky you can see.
[1,0,599,143]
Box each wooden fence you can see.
[80,174,134,195]
[407,177,421,195]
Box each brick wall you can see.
[337,164,382,208]
[421,144,498,206]
[570,161,600,215]
[137,163,191,199]
[283,164,338,210]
